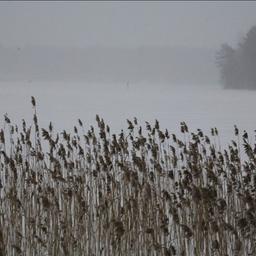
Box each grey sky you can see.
[0,1,256,49]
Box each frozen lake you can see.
[0,81,255,147]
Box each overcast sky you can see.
[0,1,256,49]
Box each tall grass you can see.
[0,97,256,255]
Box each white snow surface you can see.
[0,81,255,147]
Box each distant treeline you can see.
[0,45,218,85]
[216,26,256,89]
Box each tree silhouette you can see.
[217,25,256,89]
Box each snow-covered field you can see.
[0,81,255,146]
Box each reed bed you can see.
[0,97,256,256]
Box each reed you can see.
[0,97,256,255]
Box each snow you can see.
[0,81,255,146]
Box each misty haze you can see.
[1,2,256,256]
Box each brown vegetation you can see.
[0,97,256,255]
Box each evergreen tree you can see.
[217,26,256,89]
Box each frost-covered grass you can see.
[1,97,256,255]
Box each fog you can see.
[0,2,256,84]
[0,45,218,84]
[0,2,256,143]
[1,2,256,48]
